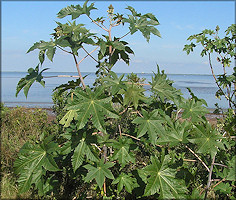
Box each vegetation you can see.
[183,24,236,136]
[0,104,56,199]
[3,1,235,199]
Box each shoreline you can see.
[6,105,224,126]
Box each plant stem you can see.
[204,155,216,200]
[185,145,210,172]
[72,54,86,89]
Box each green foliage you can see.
[16,65,49,98]
[112,172,139,194]
[132,109,164,144]
[84,158,115,189]
[1,106,56,199]
[142,155,188,198]
[183,24,236,109]
[150,66,182,105]
[60,86,119,133]
[110,137,135,168]
[13,2,235,199]
[181,98,209,122]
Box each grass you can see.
[1,104,57,199]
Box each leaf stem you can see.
[87,15,109,32]
[121,133,140,141]
[82,46,99,63]
[211,178,226,189]
[56,45,73,54]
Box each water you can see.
[1,71,229,109]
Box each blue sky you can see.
[1,0,235,74]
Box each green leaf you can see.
[53,76,87,95]
[84,159,115,189]
[188,122,225,158]
[143,155,188,198]
[119,83,147,109]
[226,156,236,181]
[181,99,209,122]
[57,1,97,19]
[71,135,98,172]
[132,109,165,144]
[187,87,208,106]
[111,137,135,168]
[156,120,191,147]
[103,71,126,95]
[14,138,60,194]
[46,47,56,62]
[214,182,232,194]
[65,86,119,133]
[123,7,161,42]
[112,172,139,194]
[150,66,182,104]
[72,138,86,172]
[59,109,78,127]
[16,65,49,98]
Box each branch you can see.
[185,145,210,172]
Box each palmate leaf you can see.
[84,158,115,189]
[16,65,49,98]
[27,40,56,64]
[156,120,191,147]
[112,172,139,194]
[142,155,188,198]
[53,76,87,95]
[103,71,126,95]
[123,6,161,42]
[59,109,78,127]
[119,83,147,110]
[110,137,135,168]
[181,98,209,122]
[57,0,97,19]
[14,138,60,194]
[132,109,165,144]
[150,66,182,104]
[63,86,119,133]
[72,137,98,172]
[226,156,236,181]
[188,122,225,158]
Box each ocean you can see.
[1,71,229,109]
